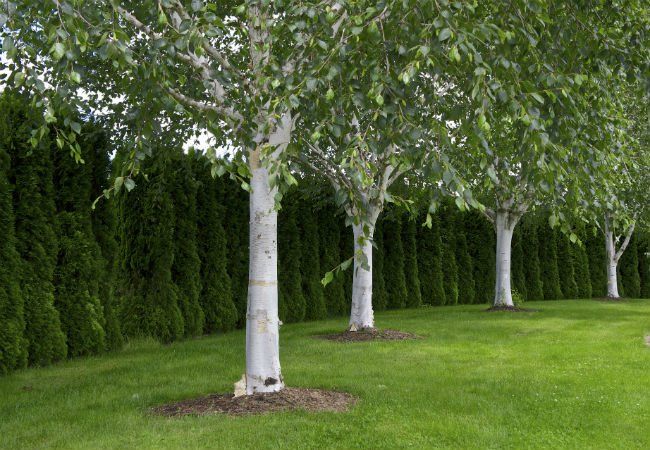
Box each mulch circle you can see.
[485,305,538,313]
[151,388,357,417]
[319,328,419,342]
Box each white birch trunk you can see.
[245,150,284,394]
[605,228,620,298]
[349,222,375,329]
[493,210,516,307]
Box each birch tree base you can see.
[151,388,357,417]
[320,328,418,342]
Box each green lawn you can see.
[2,300,649,449]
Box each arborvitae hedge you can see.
[117,151,183,343]
[222,179,249,327]
[417,213,446,305]
[83,127,122,351]
[319,207,347,316]
[0,128,27,374]
[194,157,237,333]
[383,214,408,309]
[440,208,459,305]
[620,233,641,298]
[402,217,423,308]
[586,230,607,297]
[572,224,592,299]
[465,211,495,304]
[557,233,578,299]
[639,234,650,299]
[53,134,106,357]
[538,223,563,300]
[170,155,204,337]
[5,92,67,366]
[278,195,306,323]
[456,216,476,304]
[54,212,106,356]
[372,218,388,311]
[511,227,528,300]
[299,200,328,320]
[521,219,544,301]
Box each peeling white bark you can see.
[493,210,516,307]
[350,222,375,329]
[244,113,293,395]
[245,155,284,394]
[604,218,620,299]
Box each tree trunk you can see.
[493,210,516,307]
[605,229,620,298]
[245,150,284,394]
[349,222,376,329]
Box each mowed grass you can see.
[1,300,650,449]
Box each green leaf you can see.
[531,92,545,104]
[439,28,452,41]
[375,94,384,106]
[124,178,136,192]
[51,42,65,60]
[321,270,334,286]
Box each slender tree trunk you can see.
[493,210,516,307]
[349,222,375,329]
[245,149,284,394]
[604,223,620,298]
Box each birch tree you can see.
[416,1,649,308]
[2,0,354,394]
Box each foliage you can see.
[194,155,237,333]
[0,119,27,374]
[170,153,204,337]
[402,217,423,308]
[2,91,67,366]
[417,213,446,305]
[278,194,306,323]
[298,200,327,321]
[383,214,408,309]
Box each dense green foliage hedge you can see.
[1,93,649,374]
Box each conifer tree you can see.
[417,213,446,305]
[0,123,27,374]
[619,233,641,298]
[319,206,347,316]
[298,199,327,320]
[116,151,183,343]
[639,234,650,298]
[170,153,204,336]
[456,216,476,304]
[464,212,495,304]
[538,223,563,300]
[402,216,422,308]
[511,227,528,301]
[383,214,408,309]
[3,91,67,365]
[222,178,249,327]
[521,219,544,301]
[571,224,592,299]
[52,130,106,357]
[194,156,237,333]
[440,208,459,305]
[587,230,608,297]
[278,194,306,323]
[83,126,123,350]
[340,219,354,310]
[557,233,578,299]
[53,213,106,356]
[371,218,388,312]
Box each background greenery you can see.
[1,91,650,374]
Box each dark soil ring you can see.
[319,328,419,342]
[151,388,357,417]
[485,305,539,312]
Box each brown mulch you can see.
[319,328,419,342]
[485,305,538,312]
[151,388,357,417]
